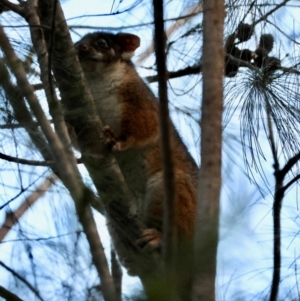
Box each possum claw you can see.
[136,228,162,252]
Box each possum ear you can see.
[117,33,140,60]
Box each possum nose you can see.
[77,43,89,52]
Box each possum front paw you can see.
[136,228,162,252]
[103,125,122,151]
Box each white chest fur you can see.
[84,63,125,135]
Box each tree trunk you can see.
[193,0,225,300]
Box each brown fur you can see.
[74,32,198,261]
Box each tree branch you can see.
[0,261,44,301]
[146,64,202,83]
[252,0,290,27]
[0,174,56,242]
[0,152,51,166]
[193,0,224,299]
[0,0,25,16]
[266,104,282,301]
[283,173,300,191]
[153,0,176,274]
[280,152,300,178]
[26,0,74,163]
[0,285,24,301]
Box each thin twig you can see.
[0,151,82,166]
[0,26,83,205]
[146,64,202,82]
[0,152,51,166]
[0,261,44,301]
[252,0,290,27]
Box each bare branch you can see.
[110,249,122,298]
[252,0,290,27]
[0,0,25,16]
[0,152,51,166]
[266,104,282,301]
[0,261,44,301]
[147,57,300,84]
[283,173,300,191]
[280,152,300,178]
[0,174,57,242]
[69,12,203,31]
[0,285,24,301]
[153,0,176,273]
[26,0,74,159]
[0,25,86,214]
[146,64,202,83]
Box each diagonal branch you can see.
[0,261,44,301]
[252,0,290,27]
[0,286,24,301]
[0,174,57,242]
[280,152,300,178]
[0,0,25,16]
[283,173,300,191]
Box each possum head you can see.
[75,32,140,75]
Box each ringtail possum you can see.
[74,32,198,272]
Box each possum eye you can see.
[95,39,108,48]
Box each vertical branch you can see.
[153,0,176,267]
[193,0,224,300]
[110,249,123,298]
[266,103,283,301]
